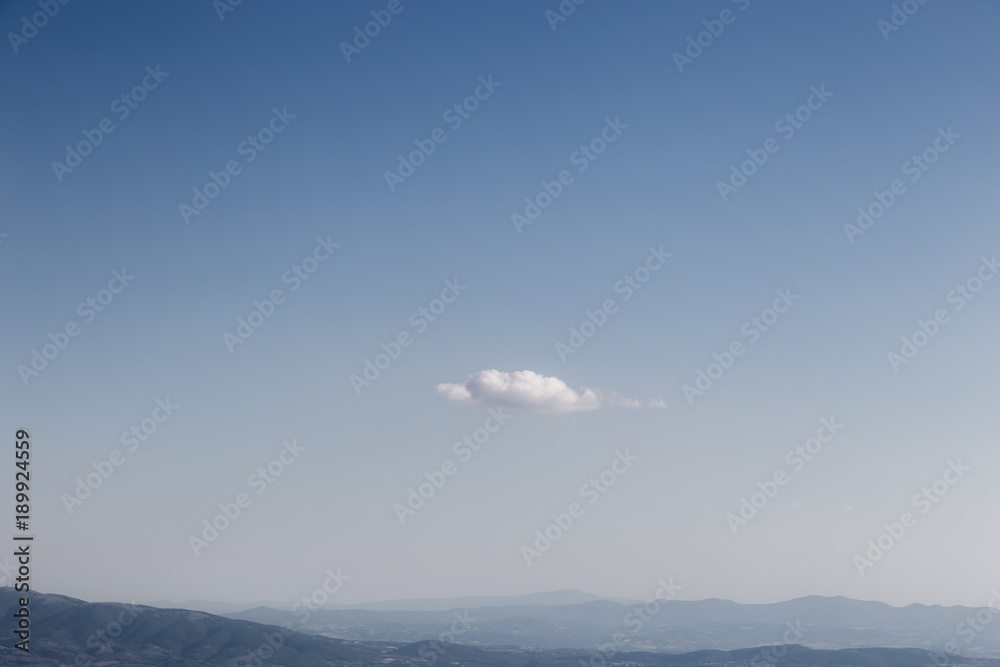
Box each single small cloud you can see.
[843,505,855,512]
[436,369,665,414]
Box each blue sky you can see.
[1,0,999,607]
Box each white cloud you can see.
[436,369,665,414]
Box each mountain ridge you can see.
[2,589,997,666]
[224,593,1000,656]
[145,587,640,614]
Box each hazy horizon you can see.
[148,591,1000,612]
[23,585,1000,614]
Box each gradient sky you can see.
[2,0,999,609]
